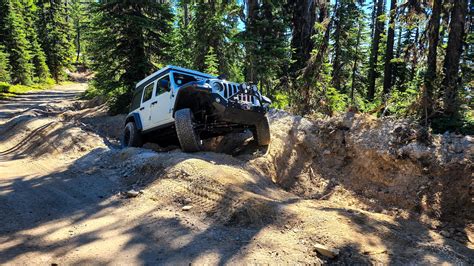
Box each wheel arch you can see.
[173,86,213,118]
[125,112,143,131]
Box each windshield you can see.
[173,73,197,87]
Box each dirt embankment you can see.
[1,86,473,264]
[254,111,473,225]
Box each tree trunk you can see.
[442,0,468,116]
[299,3,330,114]
[288,0,317,74]
[422,0,442,120]
[351,16,363,104]
[76,21,80,62]
[396,25,402,58]
[183,3,189,27]
[332,0,342,92]
[382,0,397,95]
[371,0,377,38]
[245,0,258,83]
[367,0,384,101]
[410,27,419,81]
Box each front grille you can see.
[223,82,256,105]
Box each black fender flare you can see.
[125,112,143,131]
[173,83,212,117]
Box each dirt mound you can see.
[251,110,473,224]
[92,148,292,226]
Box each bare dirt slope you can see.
[0,83,472,265]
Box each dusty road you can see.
[0,84,472,265]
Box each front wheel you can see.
[253,117,271,146]
[175,108,201,152]
[122,122,142,148]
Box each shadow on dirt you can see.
[0,146,295,264]
[318,207,473,264]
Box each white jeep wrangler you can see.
[122,65,271,152]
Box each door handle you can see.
[151,101,157,105]
[139,107,144,111]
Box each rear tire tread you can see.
[122,121,142,148]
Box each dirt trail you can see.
[0,83,472,265]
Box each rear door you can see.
[139,81,156,130]
[150,75,173,125]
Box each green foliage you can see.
[0,45,11,82]
[204,47,219,76]
[325,86,348,113]
[88,0,174,113]
[23,0,50,82]
[70,0,93,64]
[431,112,474,135]
[271,91,290,110]
[1,0,35,85]
[37,0,74,82]
[0,0,469,136]
[186,2,242,80]
[0,81,53,99]
[238,1,290,94]
[0,82,10,93]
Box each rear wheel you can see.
[122,122,142,147]
[253,117,271,146]
[175,108,201,152]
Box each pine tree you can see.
[331,0,366,93]
[382,0,397,96]
[172,1,194,68]
[287,0,316,74]
[37,0,74,82]
[442,0,468,117]
[189,2,241,79]
[367,0,384,101]
[23,0,50,82]
[204,47,219,76]
[0,0,35,84]
[0,45,11,83]
[70,0,93,64]
[239,0,290,93]
[88,0,174,113]
[422,0,442,122]
[299,2,331,114]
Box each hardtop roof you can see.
[135,65,215,88]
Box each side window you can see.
[142,82,154,103]
[130,88,143,110]
[156,75,170,96]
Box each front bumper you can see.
[211,93,267,126]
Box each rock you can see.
[126,190,139,198]
[183,197,192,205]
[440,230,451,238]
[182,205,193,211]
[467,234,474,243]
[313,243,339,258]
[323,150,331,155]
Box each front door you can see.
[150,75,173,126]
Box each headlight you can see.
[211,81,224,91]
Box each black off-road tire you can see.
[175,108,201,152]
[122,122,142,148]
[253,117,271,146]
